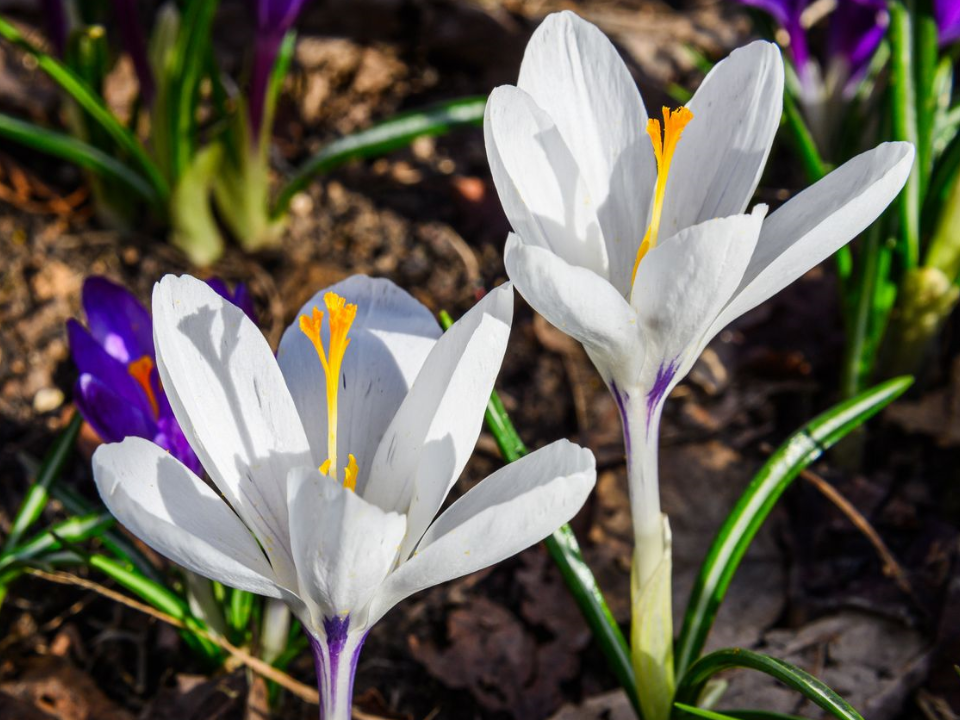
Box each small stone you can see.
[290,192,314,217]
[33,387,65,414]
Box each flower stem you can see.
[616,388,675,720]
[308,617,366,720]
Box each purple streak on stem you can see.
[41,0,67,57]
[322,615,349,711]
[308,616,367,720]
[248,33,281,144]
[645,359,678,436]
[112,0,156,106]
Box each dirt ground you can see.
[1,1,959,719]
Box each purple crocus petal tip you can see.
[935,0,960,43]
[829,0,888,82]
[74,374,155,445]
[257,0,311,34]
[249,0,310,140]
[82,276,154,363]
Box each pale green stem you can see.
[260,598,291,665]
[618,389,675,720]
[184,571,228,638]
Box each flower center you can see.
[299,292,359,491]
[631,106,694,288]
[128,356,159,418]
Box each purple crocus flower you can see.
[111,0,156,106]
[936,0,960,44]
[68,276,255,476]
[249,0,310,141]
[738,0,887,92]
[41,0,68,57]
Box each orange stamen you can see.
[631,106,694,289]
[299,292,359,488]
[128,356,159,418]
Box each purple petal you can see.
[737,0,803,27]
[81,276,154,363]
[68,319,146,409]
[74,374,155,445]
[249,33,283,142]
[737,0,812,82]
[829,0,888,81]
[257,0,310,34]
[206,278,258,323]
[249,0,310,140]
[41,0,68,57]
[155,416,204,476]
[936,0,960,43]
[111,0,156,105]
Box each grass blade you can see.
[51,483,164,584]
[674,377,913,678]
[168,0,219,180]
[0,112,161,206]
[674,703,742,720]
[674,648,863,720]
[439,310,641,716]
[272,96,486,217]
[3,413,82,553]
[0,15,169,200]
[0,512,112,571]
[888,0,921,270]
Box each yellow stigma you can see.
[299,292,358,488]
[128,355,159,418]
[631,106,694,287]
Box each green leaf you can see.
[260,31,296,149]
[782,90,828,184]
[674,703,742,720]
[674,377,913,678]
[438,310,641,717]
[675,648,864,720]
[0,112,161,206]
[923,122,960,245]
[51,483,164,584]
[0,15,169,200]
[2,414,82,553]
[716,712,809,720]
[168,0,220,180]
[0,512,113,571]
[888,1,921,270]
[273,96,486,217]
[914,5,940,197]
[170,143,225,266]
[674,703,808,720]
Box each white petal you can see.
[277,275,441,493]
[365,283,513,558]
[504,233,642,386]
[484,85,608,276]
[659,41,783,237]
[367,439,595,625]
[517,11,655,292]
[631,211,764,385]
[708,142,915,339]
[287,467,406,630]
[93,437,282,597]
[152,274,311,586]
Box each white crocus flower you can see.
[92,274,596,720]
[484,11,913,720]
